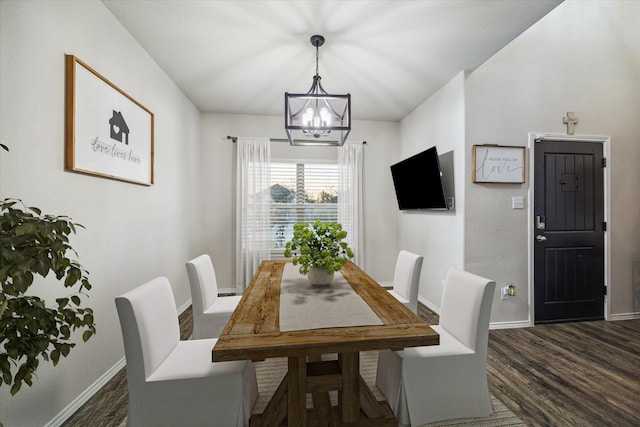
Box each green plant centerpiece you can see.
[0,198,96,396]
[283,220,354,285]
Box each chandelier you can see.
[285,35,351,146]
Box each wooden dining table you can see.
[212,260,439,426]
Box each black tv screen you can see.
[390,147,448,210]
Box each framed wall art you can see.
[65,55,154,185]
[472,145,525,184]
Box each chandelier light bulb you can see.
[320,107,331,125]
[303,108,314,126]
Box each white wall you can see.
[395,1,640,324]
[199,114,400,288]
[397,72,466,309]
[0,1,202,425]
[464,0,640,322]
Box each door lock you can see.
[535,215,546,230]
[536,235,547,242]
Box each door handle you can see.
[536,235,547,242]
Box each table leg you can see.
[338,351,360,423]
[288,355,307,426]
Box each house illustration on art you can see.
[109,110,130,145]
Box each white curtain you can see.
[338,143,364,268]
[236,137,271,290]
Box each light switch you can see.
[512,196,524,209]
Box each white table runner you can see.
[279,263,384,332]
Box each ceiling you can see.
[102,0,562,122]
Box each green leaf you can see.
[2,364,12,385]
[60,325,70,338]
[64,268,81,287]
[10,381,22,396]
[0,295,7,318]
[51,350,60,366]
[0,197,95,395]
[83,312,94,325]
[60,344,71,357]
[12,272,34,293]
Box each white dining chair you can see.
[376,268,496,426]
[186,254,243,339]
[115,276,257,427]
[387,250,424,313]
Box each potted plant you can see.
[283,220,354,285]
[0,147,96,396]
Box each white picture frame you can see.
[472,145,525,184]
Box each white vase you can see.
[307,267,335,286]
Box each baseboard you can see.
[219,287,243,295]
[378,281,393,290]
[46,299,193,426]
[418,295,440,315]
[421,296,640,327]
[490,320,533,329]
[609,312,640,321]
[45,357,126,427]
[419,296,532,329]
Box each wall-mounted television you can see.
[390,146,449,210]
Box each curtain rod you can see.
[226,135,366,145]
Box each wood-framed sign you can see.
[472,145,525,184]
[65,55,154,185]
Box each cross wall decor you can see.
[563,111,579,135]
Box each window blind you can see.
[270,162,338,251]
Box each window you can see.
[270,161,338,252]
[236,141,361,272]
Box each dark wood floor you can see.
[63,305,640,426]
[487,318,640,426]
[417,308,640,427]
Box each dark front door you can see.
[534,140,605,324]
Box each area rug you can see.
[253,351,525,427]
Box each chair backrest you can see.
[115,277,181,382]
[440,268,496,353]
[186,254,219,314]
[392,250,424,304]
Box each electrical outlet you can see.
[501,286,510,300]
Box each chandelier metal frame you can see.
[285,35,351,146]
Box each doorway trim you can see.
[527,132,611,324]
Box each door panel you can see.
[534,140,605,324]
